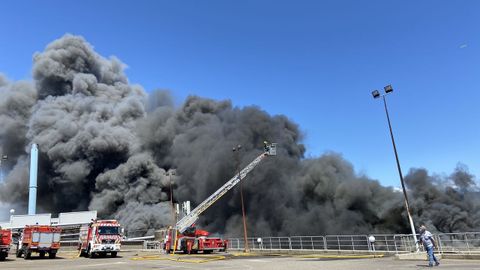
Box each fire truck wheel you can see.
[49,252,56,259]
[111,252,117,258]
[39,251,46,258]
[24,251,31,260]
[0,252,6,261]
[87,245,94,258]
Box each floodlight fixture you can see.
[384,84,393,94]
[372,90,381,99]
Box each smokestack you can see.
[28,143,38,215]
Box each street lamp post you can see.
[372,85,419,251]
[233,145,250,253]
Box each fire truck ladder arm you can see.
[175,143,276,233]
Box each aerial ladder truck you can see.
[164,142,277,254]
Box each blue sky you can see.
[1,0,479,187]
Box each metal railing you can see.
[393,234,422,253]
[227,232,480,254]
[367,234,397,252]
[49,230,480,254]
[325,235,368,251]
[436,232,480,254]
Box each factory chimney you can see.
[28,143,38,215]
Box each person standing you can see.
[418,225,440,267]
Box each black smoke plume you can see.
[1,35,478,236]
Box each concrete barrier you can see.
[395,252,442,261]
[442,253,480,260]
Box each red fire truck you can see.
[16,225,62,259]
[78,219,122,258]
[0,228,12,261]
[164,142,276,254]
[164,227,227,254]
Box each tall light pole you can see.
[372,85,419,251]
[233,144,249,253]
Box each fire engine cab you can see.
[78,219,122,258]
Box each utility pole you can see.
[372,85,419,251]
[233,144,250,253]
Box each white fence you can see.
[227,232,480,254]
[48,230,480,254]
[436,232,480,254]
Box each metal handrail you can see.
[227,232,480,254]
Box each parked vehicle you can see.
[164,142,276,254]
[0,228,12,261]
[164,226,227,254]
[16,225,62,259]
[78,219,122,258]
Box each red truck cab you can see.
[78,219,122,258]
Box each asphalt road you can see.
[1,251,480,270]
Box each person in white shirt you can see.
[418,225,440,267]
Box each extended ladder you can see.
[175,143,276,233]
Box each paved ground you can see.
[1,251,480,270]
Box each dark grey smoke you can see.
[0,74,36,178]
[406,164,480,233]
[0,74,37,216]
[1,35,479,236]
